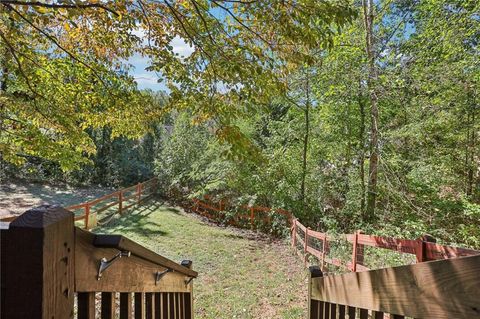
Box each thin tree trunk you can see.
[363,0,379,220]
[466,92,476,197]
[358,81,366,215]
[300,72,310,213]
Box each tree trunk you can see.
[300,71,311,213]
[358,81,366,215]
[363,0,380,221]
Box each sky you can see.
[128,36,194,91]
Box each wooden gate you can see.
[1,205,197,319]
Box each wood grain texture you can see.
[1,206,74,319]
[93,233,197,277]
[311,255,480,318]
[75,228,194,293]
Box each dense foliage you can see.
[1,1,478,247]
[154,0,480,247]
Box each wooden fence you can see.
[190,196,293,229]
[1,205,197,319]
[67,178,158,229]
[191,196,479,272]
[291,218,480,272]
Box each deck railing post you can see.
[308,266,323,319]
[1,206,74,319]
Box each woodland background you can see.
[1,0,478,247]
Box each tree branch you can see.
[0,0,118,16]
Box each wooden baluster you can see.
[134,293,145,319]
[78,292,96,319]
[120,292,133,319]
[359,308,368,319]
[145,293,154,319]
[101,292,115,319]
[338,305,346,319]
[347,306,356,319]
[319,301,325,319]
[324,302,330,318]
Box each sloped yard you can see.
[94,199,307,319]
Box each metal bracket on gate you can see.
[97,250,131,280]
[184,277,194,286]
[155,268,172,285]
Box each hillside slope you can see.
[95,199,307,319]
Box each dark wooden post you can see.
[308,266,323,319]
[1,205,75,319]
[415,234,436,262]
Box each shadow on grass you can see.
[95,199,169,237]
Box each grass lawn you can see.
[94,199,308,319]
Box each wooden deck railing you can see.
[1,205,197,319]
[308,255,480,319]
[67,177,158,229]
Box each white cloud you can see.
[171,36,194,58]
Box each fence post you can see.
[137,183,141,204]
[291,218,297,248]
[351,231,359,272]
[308,266,323,319]
[415,234,436,262]
[84,203,90,230]
[119,191,123,215]
[250,207,254,229]
[1,206,74,319]
[321,235,328,271]
[304,227,309,266]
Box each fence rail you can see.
[308,254,480,319]
[67,177,158,229]
[191,196,480,273]
[292,218,480,272]
[1,205,196,319]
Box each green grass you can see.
[94,199,307,319]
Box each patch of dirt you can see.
[0,180,113,217]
